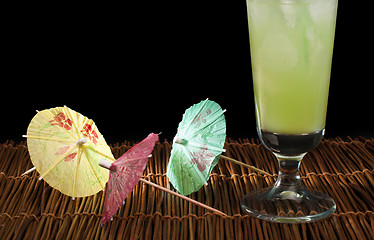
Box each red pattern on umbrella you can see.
[190,145,215,172]
[101,133,159,224]
[55,146,77,162]
[191,109,212,127]
[49,112,73,130]
[81,123,99,145]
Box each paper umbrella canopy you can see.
[24,106,115,198]
[166,99,226,195]
[99,133,159,224]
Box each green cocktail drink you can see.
[241,0,338,223]
[248,0,338,135]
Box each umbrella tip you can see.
[76,137,87,146]
[99,159,112,170]
[72,197,76,201]
[22,167,36,176]
[174,137,188,145]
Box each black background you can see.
[1,1,373,143]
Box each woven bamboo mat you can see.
[1,137,374,239]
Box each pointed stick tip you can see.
[99,159,111,170]
[21,167,36,176]
[221,155,272,176]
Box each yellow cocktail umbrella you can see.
[23,106,115,199]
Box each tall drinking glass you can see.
[241,0,338,223]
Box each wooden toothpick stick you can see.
[139,178,227,216]
[220,155,273,177]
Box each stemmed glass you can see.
[241,0,338,223]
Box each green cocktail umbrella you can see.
[166,99,226,195]
[167,99,272,196]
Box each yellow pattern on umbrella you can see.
[25,106,115,198]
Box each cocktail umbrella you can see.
[166,99,226,196]
[167,99,271,196]
[23,106,114,199]
[99,133,226,225]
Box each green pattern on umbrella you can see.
[167,99,226,195]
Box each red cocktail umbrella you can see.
[99,133,157,224]
[99,133,226,225]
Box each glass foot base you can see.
[241,185,336,223]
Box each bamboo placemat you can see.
[1,137,373,239]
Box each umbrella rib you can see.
[180,98,210,137]
[73,147,83,199]
[39,144,78,180]
[25,135,76,143]
[190,108,226,140]
[84,145,116,162]
[200,109,225,130]
[80,118,100,144]
[176,148,186,194]
[27,129,57,136]
[37,109,77,140]
[82,117,94,131]
[180,146,207,187]
[82,146,105,190]
[47,108,79,140]
[187,141,225,153]
[63,106,82,139]
[118,155,151,162]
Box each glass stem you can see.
[273,153,305,188]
